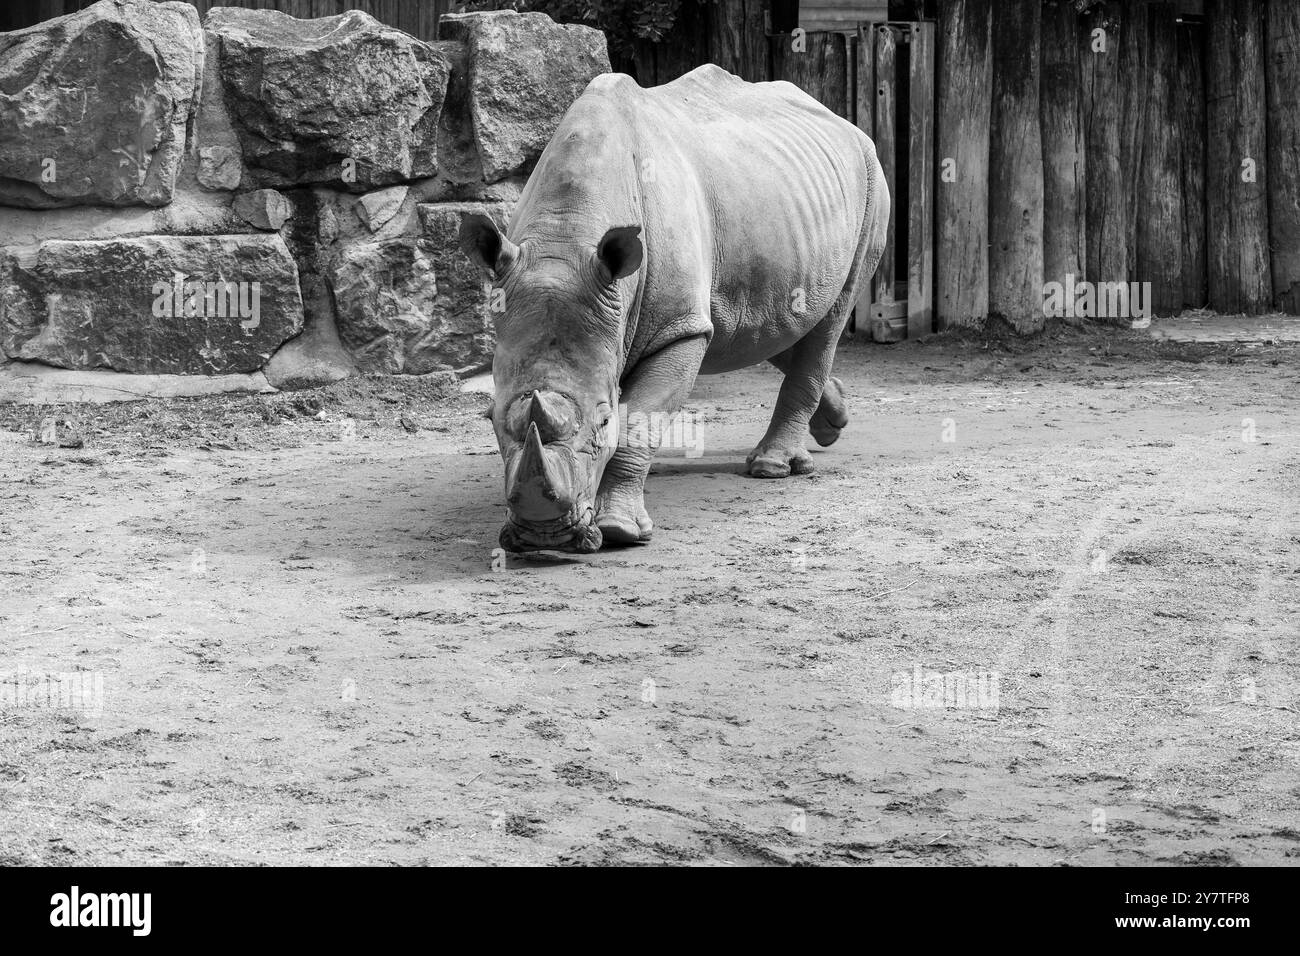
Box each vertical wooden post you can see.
[1040,0,1086,304]
[1178,20,1208,309]
[907,21,934,338]
[845,30,857,125]
[707,0,770,81]
[855,24,877,160]
[1266,0,1300,313]
[1082,2,1125,287]
[828,32,850,120]
[989,0,1044,332]
[653,0,709,84]
[631,40,658,87]
[934,0,992,329]
[1119,0,1150,283]
[421,0,448,41]
[1138,3,1184,316]
[874,24,898,306]
[1206,0,1272,313]
[769,32,849,117]
[855,24,878,334]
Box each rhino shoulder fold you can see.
[583,71,643,96]
[670,64,745,89]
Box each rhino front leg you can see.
[748,309,849,478]
[596,334,710,544]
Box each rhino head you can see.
[459,212,644,553]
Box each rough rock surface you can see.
[416,202,506,370]
[193,19,245,192]
[439,11,610,183]
[0,0,204,208]
[433,40,483,185]
[355,186,409,233]
[0,235,303,375]
[233,189,291,231]
[329,238,438,374]
[0,6,609,390]
[205,7,450,189]
[330,202,508,374]
[198,146,243,191]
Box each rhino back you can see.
[509,65,879,371]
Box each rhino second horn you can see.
[507,422,572,519]
[529,389,572,443]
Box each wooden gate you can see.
[769,21,935,342]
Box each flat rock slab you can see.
[0,0,204,208]
[460,371,494,395]
[1149,313,1300,343]
[206,7,449,189]
[0,361,273,404]
[1,234,303,375]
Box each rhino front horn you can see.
[528,389,573,443]
[507,422,572,520]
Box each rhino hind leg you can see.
[809,376,849,446]
[749,308,852,478]
[766,358,849,448]
[755,158,886,472]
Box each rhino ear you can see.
[596,225,643,283]
[459,213,518,278]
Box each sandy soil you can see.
[1,325,1298,866]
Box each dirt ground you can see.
[1,324,1298,866]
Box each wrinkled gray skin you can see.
[460,64,889,553]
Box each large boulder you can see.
[0,235,303,375]
[205,7,450,190]
[0,0,204,209]
[330,202,508,374]
[439,11,609,183]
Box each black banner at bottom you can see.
[0,865,1282,943]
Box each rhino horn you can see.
[528,389,572,443]
[507,422,572,519]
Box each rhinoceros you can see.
[460,64,889,553]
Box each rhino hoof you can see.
[746,448,814,479]
[597,513,652,546]
[809,377,849,447]
[571,523,604,553]
[499,522,527,552]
